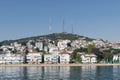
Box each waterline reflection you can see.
[0,66,119,80]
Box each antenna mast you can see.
[49,19,52,34]
[72,24,74,34]
[62,17,64,33]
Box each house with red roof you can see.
[81,53,97,63]
[59,50,70,64]
[26,52,42,64]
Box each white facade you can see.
[57,40,71,50]
[44,46,48,52]
[59,53,70,64]
[27,41,33,49]
[51,54,59,64]
[81,54,97,63]
[49,46,58,53]
[26,52,42,64]
[92,39,106,48]
[0,53,23,64]
[113,54,120,62]
[44,54,59,64]
[13,42,22,47]
[35,42,43,51]
[44,54,52,64]
[71,39,88,48]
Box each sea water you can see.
[0,66,120,80]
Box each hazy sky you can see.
[0,0,120,41]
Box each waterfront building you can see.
[0,53,23,64]
[59,51,70,64]
[81,53,97,63]
[26,52,42,64]
[113,54,120,63]
[51,53,59,64]
[44,54,52,64]
[44,53,59,64]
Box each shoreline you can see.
[0,64,120,67]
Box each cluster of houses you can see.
[0,51,98,64]
[0,38,108,54]
[0,52,23,64]
[0,52,69,64]
[0,50,119,64]
[0,37,120,64]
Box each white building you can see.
[51,54,59,64]
[59,51,70,64]
[0,53,5,64]
[44,46,48,52]
[13,42,22,47]
[26,52,42,64]
[44,54,59,64]
[113,54,120,63]
[92,39,106,48]
[71,39,87,48]
[44,54,52,64]
[81,54,97,63]
[35,41,43,51]
[27,40,33,49]
[49,46,59,54]
[57,40,71,50]
[0,53,23,64]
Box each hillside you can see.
[0,33,94,46]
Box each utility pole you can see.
[62,17,65,33]
[49,19,52,34]
[72,24,74,34]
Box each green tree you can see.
[0,49,3,51]
[87,44,94,54]
[92,48,104,62]
[41,50,47,63]
[71,48,87,60]
[42,54,44,63]
[104,52,113,62]
[71,48,79,59]
[23,47,29,64]
[21,42,26,46]
[34,47,40,52]
[11,48,17,54]
[87,44,94,63]
[76,54,81,63]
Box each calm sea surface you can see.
[0,66,120,80]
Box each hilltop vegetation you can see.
[0,33,94,46]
